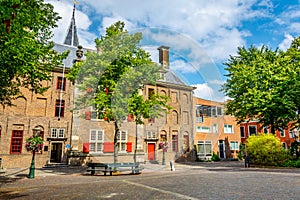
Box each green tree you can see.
[0,0,68,106]
[222,37,300,133]
[68,21,170,163]
[247,134,289,166]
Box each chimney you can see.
[158,46,169,68]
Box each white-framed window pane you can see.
[90,143,96,152]
[97,131,103,141]
[197,126,211,133]
[249,125,257,135]
[289,130,293,138]
[197,141,212,156]
[240,126,245,138]
[230,141,239,150]
[90,131,96,141]
[96,143,103,152]
[58,129,65,138]
[280,128,285,137]
[224,125,233,133]
[51,129,57,138]
[89,130,104,152]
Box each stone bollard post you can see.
[170,161,175,171]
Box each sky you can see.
[47,0,300,102]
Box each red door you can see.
[148,143,155,160]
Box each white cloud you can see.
[279,34,294,51]
[192,83,214,100]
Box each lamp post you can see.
[28,127,42,179]
[162,147,166,165]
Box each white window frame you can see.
[248,125,257,136]
[230,141,239,150]
[197,140,212,157]
[89,129,104,153]
[240,126,245,138]
[196,126,211,133]
[90,106,101,121]
[224,124,233,134]
[282,142,287,149]
[289,130,293,139]
[51,128,65,138]
[263,126,269,134]
[280,128,285,137]
[147,131,156,139]
[117,131,127,152]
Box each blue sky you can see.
[47,0,300,101]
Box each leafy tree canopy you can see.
[0,0,68,106]
[222,36,300,133]
[68,21,170,163]
[68,21,170,124]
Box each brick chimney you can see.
[158,46,169,68]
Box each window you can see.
[217,107,222,115]
[224,124,233,133]
[196,105,223,118]
[249,125,257,136]
[148,88,154,99]
[147,131,156,139]
[213,124,218,133]
[55,100,65,117]
[263,126,269,134]
[230,141,239,150]
[172,134,178,152]
[197,141,212,156]
[240,126,245,138]
[89,130,104,152]
[282,142,287,149]
[0,125,2,138]
[196,126,211,133]
[57,77,66,91]
[51,128,65,138]
[117,131,127,152]
[10,130,23,154]
[289,130,293,138]
[280,128,285,137]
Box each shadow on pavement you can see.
[0,190,28,199]
[0,175,25,185]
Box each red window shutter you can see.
[127,114,133,122]
[103,142,114,153]
[126,142,132,152]
[83,142,89,153]
[85,111,91,120]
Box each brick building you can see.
[71,46,195,165]
[240,121,298,149]
[0,5,81,169]
[0,66,74,168]
[194,98,241,160]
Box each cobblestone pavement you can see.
[1,161,300,199]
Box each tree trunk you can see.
[113,121,119,164]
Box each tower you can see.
[64,4,79,47]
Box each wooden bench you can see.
[87,162,143,176]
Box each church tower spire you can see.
[64,3,79,47]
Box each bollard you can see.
[170,161,175,171]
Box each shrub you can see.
[281,159,300,168]
[247,133,290,166]
[211,152,220,161]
